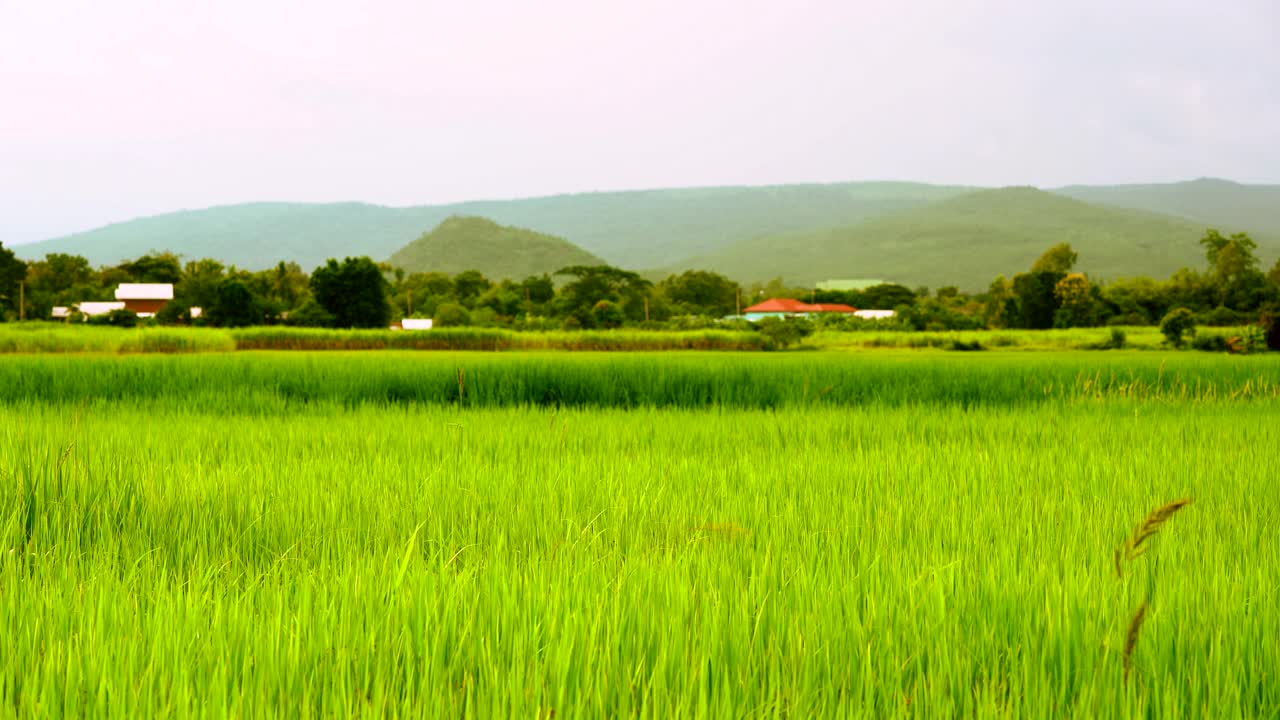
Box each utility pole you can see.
[18,282,23,322]
[736,288,741,316]
[407,289,412,317]
[644,296,650,323]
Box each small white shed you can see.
[77,301,127,317]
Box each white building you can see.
[853,309,897,320]
[76,301,127,317]
[114,283,174,317]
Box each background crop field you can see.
[4,352,1278,717]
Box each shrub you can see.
[284,300,336,328]
[1264,313,1280,352]
[1159,308,1195,348]
[206,279,263,328]
[87,309,140,328]
[1190,333,1229,353]
[1107,312,1149,327]
[155,300,193,326]
[1195,306,1246,327]
[754,317,814,349]
[947,339,986,352]
[591,300,625,329]
[1090,327,1128,350]
[310,256,391,329]
[433,303,471,328]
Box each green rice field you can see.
[4,351,1278,717]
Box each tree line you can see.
[1,229,1278,334]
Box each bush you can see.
[1229,326,1267,355]
[1195,306,1247,327]
[284,300,336,328]
[433,303,471,328]
[947,339,986,352]
[1264,313,1280,352]
[155,300,193,326]
[206,279,264,328]
[1159,308,1196,348]
[591,300,625,329]
[87,309,140,328]
[310,256,391,329]
[754,317,814,349]
[1190,333,1229,353]
[1089,327,1127,350]
[1106,312,1149,327]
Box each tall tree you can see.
[1200,229,1258,277]
[1012,271,1065,329]
[206,278,263,327]
[116,252,183,284]
[452,270,492,305]
[659,270,740,317]
[1200,229,1262,309]
[310,256,391,329]
[1030,243,1079,274]
[859,283,917,310]
[983,275,1014,328]
[178,259,226,310]
[554,265,651,325]
[28,253,92,295]
[1053,273,1094,327]
[0,243,28,320]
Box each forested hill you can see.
[388,216,604,280]
[14,182,973,270]
[1054,178,1280,239]
[679,187,1277,290]
[12,179,1280,287]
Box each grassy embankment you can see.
[0,323,1265,354]
[2,351,1279,408]
[0,325,767,353]
[3,352,1278,717]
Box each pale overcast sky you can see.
[1,0,1277,244]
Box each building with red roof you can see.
[741,298,857,320]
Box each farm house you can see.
[741,298,856,322]
[114,283,174,317]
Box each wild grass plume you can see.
[1123,599,1149,684]
[1115,498,1193,578]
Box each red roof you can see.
[743,298,812,313]
[743,298,857,314]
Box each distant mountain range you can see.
[678,186,1247,290]
[13,178,1280,289]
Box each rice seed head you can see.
[1116,498,1192,578]
[1123,599,1149,684]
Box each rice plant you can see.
[0,353,1276,717]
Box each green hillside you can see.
[13,202,435,271]
[681,187,1278,290]
[14,179,1280,284]
[14,182,972,270]
[388,216,603,279]
[1054,178,1280,239]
